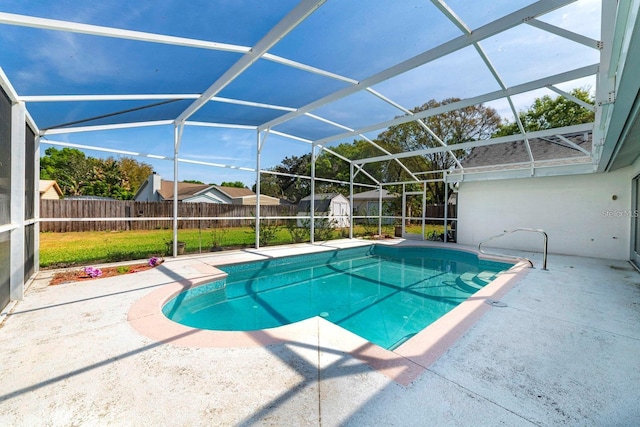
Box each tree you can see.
[40,147,93,196]
[40,148,155,199]
[119,157,153,193]
[314,139,392,194]
[494,88,595,136]
[85,157,135,199]
[378,98,501,203]
[257,141,396,202]
[220,181,247,188]
[259,98,501,205]
[183,179,205,184]
[255,154,311,203]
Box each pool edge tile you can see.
[127,245,530,386]
[394,262,530,369]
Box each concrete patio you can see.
[1,240,639,426]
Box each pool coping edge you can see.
[127,248,530,386]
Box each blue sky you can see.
[0,0,601,186]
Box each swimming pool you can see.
[162,245,513,350]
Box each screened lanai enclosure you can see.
[2,0,640,311]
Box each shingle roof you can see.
[158,180,211,201]
[214,186,254,198]
[351,189,396,200]
[298,193,345,212]
[461,131,592,169]
[38,179,63,196]
[299,193,342,202]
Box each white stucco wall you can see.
[183,193,224,203]
[133,174,161,202]
[456,168,633,260]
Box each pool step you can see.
[457,271,500,291]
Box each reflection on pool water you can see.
[162,245,513,350]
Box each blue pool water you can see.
[162,245,513,350]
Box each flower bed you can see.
[49,257,163,286]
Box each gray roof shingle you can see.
[461,131,592,168]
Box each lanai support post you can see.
[172,123,184,257]
[310,144,316,243]
[378,184,383,236]
[444,176,448,243]
[349,162,354,239]
[10,101,25,301]
[421,182,426,241]
[255,130,268,249]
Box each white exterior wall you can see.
[133,175,159,202]
[296,195,351,228]
[41,187,60,200]
[183,192,225,203]
[456,168,633,260]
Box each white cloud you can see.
[30,32,121,86]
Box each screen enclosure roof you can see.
[0,0,636,185]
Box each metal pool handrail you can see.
[478,228,548,270]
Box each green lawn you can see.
[40,227,269,267]
[39,223,446,268]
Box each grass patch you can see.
[39,224,447,268]
[40,227,285,268]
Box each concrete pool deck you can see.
[1,239,639,425]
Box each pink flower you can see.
[84,266,102,278]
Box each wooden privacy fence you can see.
[40,200,298,232]
[424,204,457,224]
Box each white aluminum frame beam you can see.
[10,102,26,301]
[0,11,363,100]
[266,131,381,186]
[41,120,173,136]
[313,64,598,147]
[432,0,538,172]
[185,121,257,130]
[526,18,602,49]
[310,111,418,182]
[355,123,594,165]
[20,94,200,102]
[0,66,19,101]
[543,135,592,156]
[171,123,184,257]
[41,139,256,171]
[545,85,597,112]
[595,0,638,170]
[41,120,379,191]
[363,87,458,177]
[446,161,595,182]
[41,140,174,160]
[259,0,577,132]
[175,0,326,124]
[262,53,358,85]
[0,12,250,53]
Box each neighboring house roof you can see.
[351,189,397,200]
[231,194,286,205]
[214,186,255,199]
[298,193,348,212]
[299,193,343,201]
[39,180,63,199]
[461,131,592,170]
[158,180,212,201]
[135,174,283,204]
